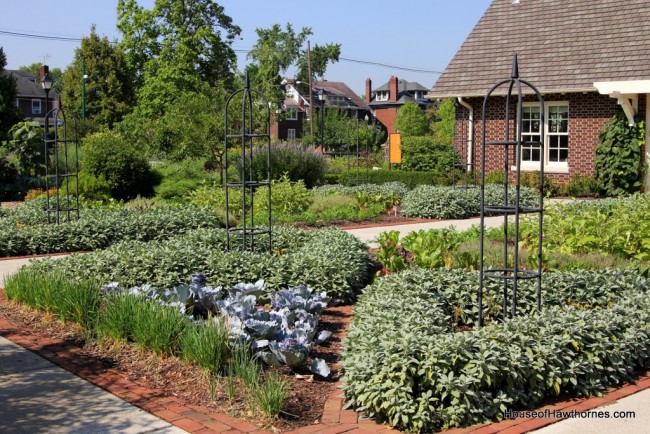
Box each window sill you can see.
[511,165,569,174]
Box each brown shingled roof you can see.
[429,0,650,98]
[313,80,370,111]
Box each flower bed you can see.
[341,268,650,432]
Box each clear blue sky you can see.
[1,0,492,94]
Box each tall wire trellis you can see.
[224,74,272,252]
[44,102,80,224]
[478,55,545,326]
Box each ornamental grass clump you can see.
[4,268,99,331]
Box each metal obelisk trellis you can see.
[44,100,80,224]
[224,74,272,252]
[478,55,544,326]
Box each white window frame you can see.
[286,108,298,120]
[32,99,42,115]
[514,101,569,173]
[287,128,296,142]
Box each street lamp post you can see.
[41,73,54,138]
[317,91,327,153]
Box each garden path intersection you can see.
[0,213,648,433]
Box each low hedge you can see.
[324,169,440,188]
[27,227,373,303]
[342,268,650,432]
[401,184,538,219]
[313,182,411,201]
[0,201,226,257]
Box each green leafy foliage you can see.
[81,130,159,200]
[62,26,135,128]
[394,102,428,137]
[427,98,455,145]
[325,169,441,188]
[401,184,537,219]
[342,268,650,432]
[153,159,218,199]
[521,194,650,263]
[400,136,458,172]
[0,47,22,143]
[0,201,225,256]
[27,226,372,303]
[2,121,45,176]
[595,111,646,196]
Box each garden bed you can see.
[0,289,353,432]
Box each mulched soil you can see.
[0,291,354,433]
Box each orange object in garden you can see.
[389,133,402,163]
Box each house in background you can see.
[5,66,59,127]
[365,76,432,135]
[428,0,650,188]
[272,79,371,143]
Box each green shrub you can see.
[328,169,437,188]
[82,131,160,200]
[307,193,358,214]
[401,184,537,219]
[253,174,312,216]
[0,203,225,257]
[241,143,326,188]
[400,136,458,173]
[342,268,650,432]
[595,111,646,196]
[27,226,373,302]
[564,174,602,197]
[153,159,217,199]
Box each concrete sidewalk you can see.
[0,336,185,433]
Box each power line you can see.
[0,30,82,42]
[2,29,442,75]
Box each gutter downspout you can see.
[457,97,474,172]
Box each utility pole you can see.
[307,41,314,143]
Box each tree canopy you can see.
[0,47,22,142]
[246,23,341,106]
[117,0,241,116]
[62,26,135,128]
[428,98,455,145]
[394,102,429,138]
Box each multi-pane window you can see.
[287,129,296,142]
[286,108,298,120]
[32,99,41,115]
[521,106,541,162]
[519,102,569,168]
[547,105,569,163]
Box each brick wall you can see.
[374,107,399,135]
[455,92,622,184]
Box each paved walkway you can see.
[1,212,649,433]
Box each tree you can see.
[19,64,63,94]
[1,121,45,176]
[0,47,22,142]
[394,102,428,137]
[428,98,455,145]
[247,23,311,107]
[62,26,135,128]
[117,0,241,116]
[247,23,341,105]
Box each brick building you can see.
[365,76,431,135]
[428,0,650,189]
